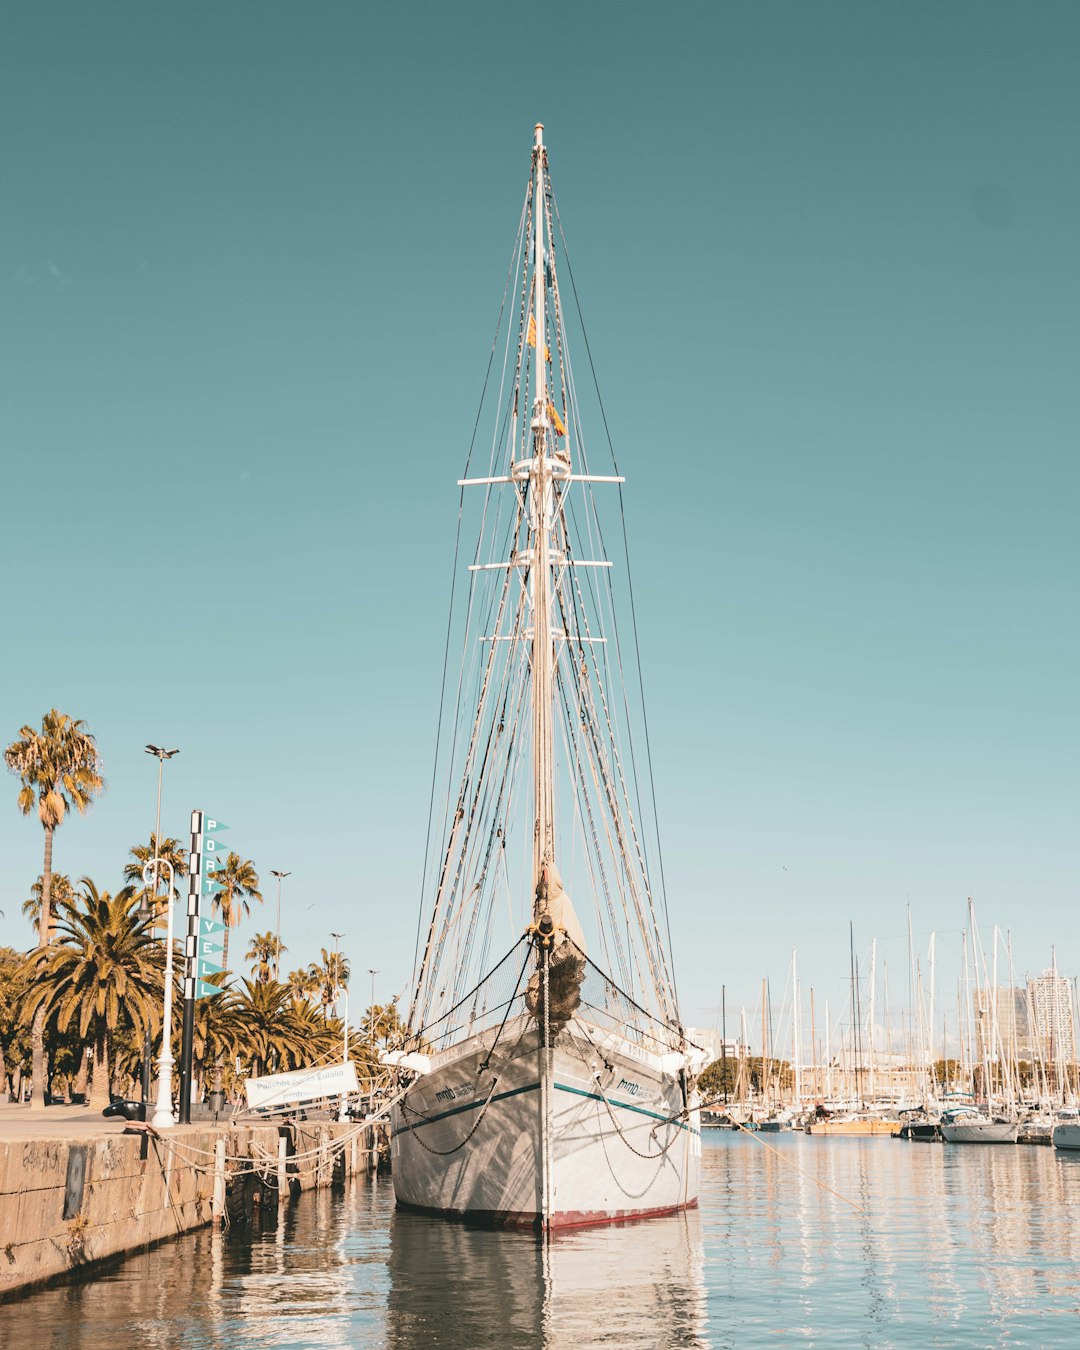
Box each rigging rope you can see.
[411,183,531,1020]
[550,193,681,1019]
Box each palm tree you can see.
[292,999,341,1063]
[230,979,314,1080]
[245,932,285,984]
[5,710,105,1107]
[364,997,406,1050]
[189,976,237,1104]
[286,966,321,1004]
[20,879,164,1110]
[313,949,350,1015]
[123,834,189,920]
[0,945,29,1099]
[208,853,262,973]
[23,873,75,931]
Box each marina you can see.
[2,3,1076,1346]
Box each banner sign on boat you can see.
[244,1061,359,1111]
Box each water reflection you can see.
[703,1132,1080,1346]
[384,1205,709,1349]
[12,1137,1080,1347]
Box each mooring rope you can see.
[399,1075,501,1156]
[727,1118,866,1215]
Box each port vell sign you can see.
[244,1061,359,1111]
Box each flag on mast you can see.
[528,312,551,362]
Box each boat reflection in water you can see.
[385,1203,709,1350]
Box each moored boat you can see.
[1018,1114,1054,1146]
[897,1108,941,1141]
[387,125,702,1231]
[806,1115,901,1137]
[1051,1108,1080,1152]
[939,1106,1018,1144]
[758,1110,795,1133]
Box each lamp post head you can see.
[145,745,180,760]
[270,870,292,880]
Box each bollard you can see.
[212,1138,226,1226]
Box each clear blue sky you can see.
[1,2,1076,1045]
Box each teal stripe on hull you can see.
[554,1082,698,1134]
[401,1081,540,1129]
[399,1077,698,1136]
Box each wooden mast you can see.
[530,121,555,904]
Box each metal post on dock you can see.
[212,1138,226,1226]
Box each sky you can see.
[1,2,1076,1049]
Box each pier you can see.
[0,1103,384,1301]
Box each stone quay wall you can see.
[0,1118,376,1301]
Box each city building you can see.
[686,1028,744,1064]
[973,987,1033,1063]
[1027,969,1076,1064]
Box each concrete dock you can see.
[0,1103,379,1301]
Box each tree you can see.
[313,948,350,1014]
[189,977,237,1104]
[351,998,405,1085]
[934,1058,964,1090]
[20,879,164,1110]
[0,946,30,1099]
[363,998,405,1050]
[230,979,318,1080]
[245,932,285,984]
[286,966,320,1004]
[23,873,75,932]
[123,834,189,920]
[698,1054,740,1104]
[5,710,105,1107]
[207,853,262,973]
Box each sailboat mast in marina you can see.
[385,125,704,1231]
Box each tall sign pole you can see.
[178,809,203,1124]
[178,811,228,1123]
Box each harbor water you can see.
[7,1131,1080,1348]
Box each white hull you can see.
[391,1014,700,1229]
[1052,1123,1080,1151]
[940,1119,1018,1144]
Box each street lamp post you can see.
[338,985,350,1121]
[144,745,179,1128]
[270,870,291,981]
[139,884,154,1110]
[329,931,344,1015]
[368,968,379,1046]
[329,932,348,1120]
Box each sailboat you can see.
[384,125,703,1231]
